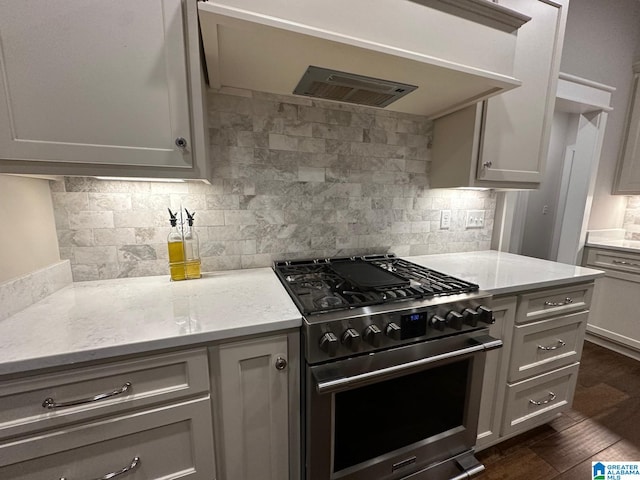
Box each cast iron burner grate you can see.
[273,254,479,315]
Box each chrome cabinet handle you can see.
[537,339,566,351]
[275,356,288,370]
[544,297,573,307]
[59,456,140,480]
[43,382,132,410]
[612,259,640,267]
[529,392,556,406]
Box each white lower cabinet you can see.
[210,332,300,480]
[584,247,640,352]
[477,281,594,450]
[0,348,216,479]
[476,296,516,449]
[502,363,579,437]
[0,398,215,480]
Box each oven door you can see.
[305,329,502,480]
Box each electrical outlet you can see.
[440,210,451,229]
[465,210,485,229]
[542,205,549,215]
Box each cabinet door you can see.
[213,334,291,480]
[476,296,516,450]
[477,0,567,184]
[588,272,640,352]
[0,0,192,168]
[431,0,568,188]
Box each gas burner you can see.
[273,254,479,316]
[314,295,346,309]
[300,281,329,290]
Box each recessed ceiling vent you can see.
[293,66,418,108]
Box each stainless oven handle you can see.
[314,336,502,395]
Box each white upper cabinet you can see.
[0,0,209,181]
[198,0,530,118]
[613,62,640,194]
[430,0,569,188]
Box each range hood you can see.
[197,0,530,119]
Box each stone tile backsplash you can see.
[51,91,495,281]
[624,196,640,239]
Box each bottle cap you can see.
[168,208,178,227]
[185,208,196,227]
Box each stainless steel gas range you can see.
[273,254,502,480]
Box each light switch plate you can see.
[465,210,484,229]
[440,210,451,229]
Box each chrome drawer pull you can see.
[42,382,132,410]
[537,339,566,351]
[544,297,573,307]
[59,456,140,480]
[612,259,640,267]
[529,392,556,406]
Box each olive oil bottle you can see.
[167,209,186,281]
[184,209,201,279]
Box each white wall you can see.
[560,0,640,229]
[0,175,60,283]
[520,111,572,260]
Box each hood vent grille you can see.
[293,66,417,108]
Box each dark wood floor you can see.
[476,341,640,479]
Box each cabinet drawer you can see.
[586,248,640,277]
[502,363,579,437]
[516,283,593,324]
[0,349,209,441]
[0,397,215,479]
[509,311,587,382]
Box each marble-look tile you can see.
[131,194,171,211]
[74,246,118,265]
[241,254,273,269]
[69,211,114,230]
[88,193,132,211]
[298,166,325,183]
[57,229,94,247]
[52,192,89,212]
[94,228,136,246]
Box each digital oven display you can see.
[400,312,427,339]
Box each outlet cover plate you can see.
[465,210,484,229]
[440,210,451,229]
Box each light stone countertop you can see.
[0,251,604,376]
[407,251,603,296]
[584,229,640,254]
[0,268,302,376]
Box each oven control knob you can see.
[430,315,446,331]
[319,332,339,357]
[385,322,402,341]
[363,325,382,347]
[477,306,495,324]
[462,308,480,327]
[341,328,361,351]
[446,311,463,330]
